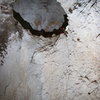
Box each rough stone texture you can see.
[13,0,66,32]
[0,0,100,100]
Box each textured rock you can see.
[0,0,100,100]
[12,0,66,32]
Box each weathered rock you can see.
[12,0,67,32]
[0,0,100,100]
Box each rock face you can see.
[12,0,66,32]
[0,0,100,100]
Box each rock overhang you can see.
[12,0,68,37]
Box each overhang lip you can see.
[12,0,67,32]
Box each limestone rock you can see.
[0,0,100,100]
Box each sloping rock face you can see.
[0,0,100,100]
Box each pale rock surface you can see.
[0,0,100,100]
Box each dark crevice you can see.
[13,9,68,37]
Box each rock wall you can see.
[0,0,100,100]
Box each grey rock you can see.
[12,0,66,32]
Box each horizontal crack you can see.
[13,9,68,37]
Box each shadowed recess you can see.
[13,10,68,37]
[12,0,69,37]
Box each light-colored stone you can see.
[0,0,100,100]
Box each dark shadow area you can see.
[13,10,68,37]
[0,31,8,66]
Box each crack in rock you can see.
[12,0,69,37]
